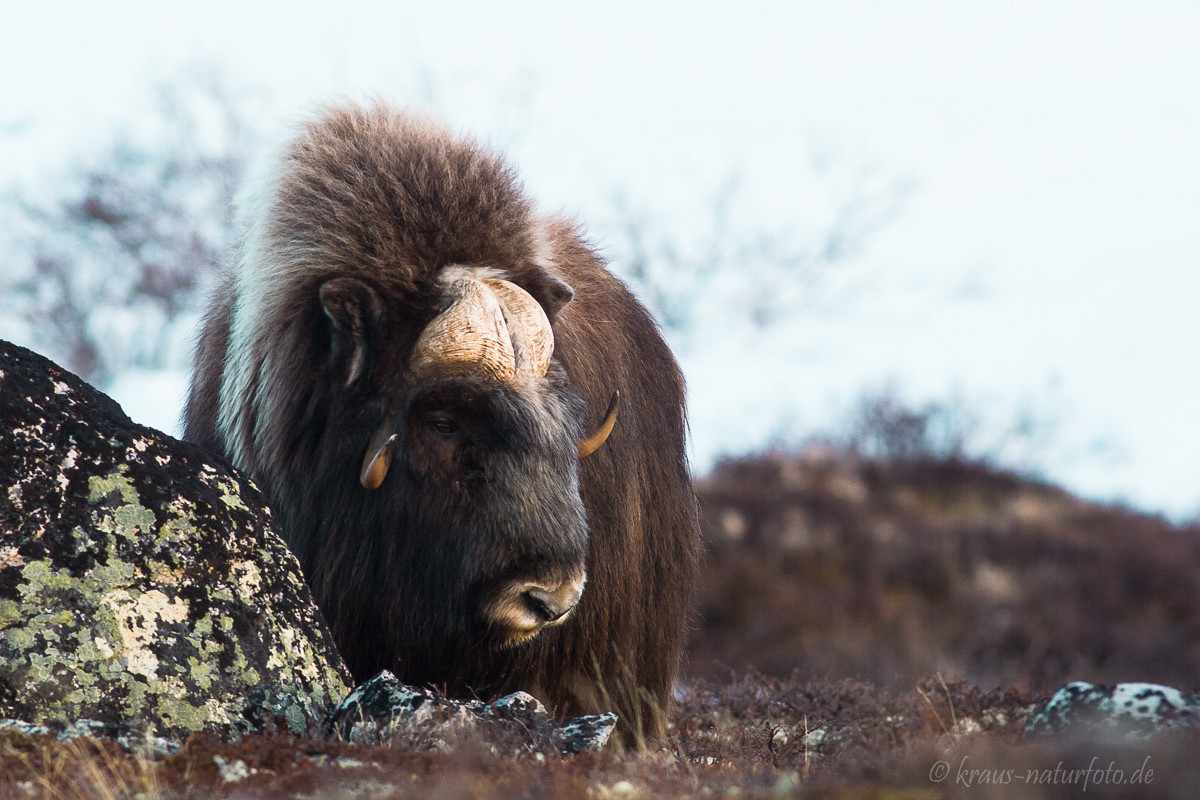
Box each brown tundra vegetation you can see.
[4,448,1200,798]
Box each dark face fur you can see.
[291,271,592,690]
[381,374,589,645]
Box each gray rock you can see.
[1025,681,1200,739]
[0,716,180,755]
[326,670,617,754]
[0,340,353,742]
[549,713,622,754]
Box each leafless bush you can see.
[843,389,977,462]
[796,383,1058,475]
[0,72,258,387]
[603,158,909,345]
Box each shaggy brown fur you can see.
[184,104,700,741]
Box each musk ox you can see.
[183,104,700,740]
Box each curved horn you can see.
[360,430,397,490]
[410,279,516,381]
[578,391,620,458]
[484,278,553,378]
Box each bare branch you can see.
[0,71,258,386]
[602,153,910,344]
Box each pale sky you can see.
[3,1,1199,518]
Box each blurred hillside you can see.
[689,449,1200,692]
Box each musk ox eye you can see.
[430,417,457,437]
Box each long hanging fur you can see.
[184,104,701,741]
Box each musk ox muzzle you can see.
[486,569,587,646]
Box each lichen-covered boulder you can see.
[0,340,353,741]
[327,671,618,754]
[1025,681,1200,739]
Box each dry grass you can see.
[2,677,1194,798]
[4,450,1199,798]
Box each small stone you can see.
[949,717,983,739]
[771,772,800,796]
[1025,681,1200,739]
[213,755,255,783]
[803,728,826,750]
[325,670,618,755]
[552,712,618,754]
[489,691,550,719]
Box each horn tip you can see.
[578,391,620,459]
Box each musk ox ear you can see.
[319,277,383,387]
[530,273,575,323]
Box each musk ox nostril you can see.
[487,573,585,641]
[522,588,571,623]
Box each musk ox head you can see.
[321,267,616,653]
